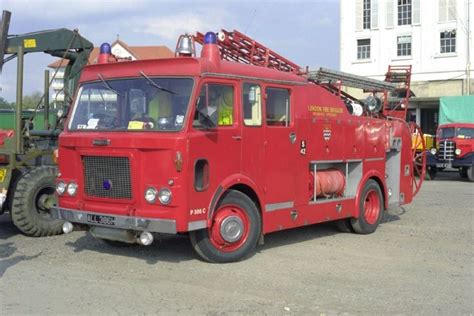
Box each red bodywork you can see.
[436,123,474,159]
[56,50,415,236]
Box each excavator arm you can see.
[1,10,93,103]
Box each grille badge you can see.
[103,179,113,190]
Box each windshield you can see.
[455,127,474,139]
[438,127,474,139]
[69,77,193,131]
[438,127,455,139]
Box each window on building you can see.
[357,39,371,60]
[266,88,290,127]
[440,30,456,53]
[363,0,371,29]
[439,0,457,22]
[397,35,412,56]
[398,0,412,25]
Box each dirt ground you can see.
[0,171,473,315]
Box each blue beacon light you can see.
[100,43,111,54]
[204,32,217,44]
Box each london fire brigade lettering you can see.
[308,105,343,117]
[51,29,424,264]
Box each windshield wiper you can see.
[98,73,120,95]
[140,71,178,95]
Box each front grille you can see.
[82,156,132,199]
[438,140,455,162]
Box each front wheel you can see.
[11,166,63,237]
[189,190,261,263]
[467,166,474,182]
[351,179,384,234]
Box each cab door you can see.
[187,80,241,217]
[262,86,297,213]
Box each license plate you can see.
[87,214,116,226]
[0,168,6,182]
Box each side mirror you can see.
[196,97,218,128]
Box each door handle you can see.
[289,132,296,144]
[232,135,242,140]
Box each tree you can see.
[0,96,13,109]
[22,91,43,109]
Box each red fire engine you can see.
[52,30,425,262]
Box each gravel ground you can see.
[0,171,473,315]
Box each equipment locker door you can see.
[262,87,297,212]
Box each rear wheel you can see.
[11,166,63,237]
[189,190,261,263]
[351,180,384,234]
[334,218,354,233]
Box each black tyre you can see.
[467,166,474,182]
[459,168,468,178]
[11,166,63,237]
[189,190,261,263]
[334,218,354,233]
[351,179,384,234]
[426,166,437,180]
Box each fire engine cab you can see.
[52,31,425,262]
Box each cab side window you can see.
[193,84,234,128]
[266,88,290,127]
[242,83,262,126]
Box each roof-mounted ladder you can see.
[195,29,410,119]
[308,67,397,92]
[195,29,302,74]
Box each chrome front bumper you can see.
[51,207,177,234]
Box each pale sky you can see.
[1,0,340,101]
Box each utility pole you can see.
[467,0,471,95]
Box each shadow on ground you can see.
[0,214,20,240]
[0,242,42,277]
[63,213,406,263]
[65,233,196,264]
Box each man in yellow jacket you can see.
[217,87,233,126]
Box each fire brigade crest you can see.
[323,127,332,141]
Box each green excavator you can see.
[0,10,93,236]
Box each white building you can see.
[340,0,473,134]
[48,39,173,107]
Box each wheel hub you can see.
[219,216,244,243]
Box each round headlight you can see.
[67,182,78,196]
[158,188,172,205]
[455,148,462,155]
[145,187,158,204]
[56,181,66,195]
[430,148,437,155]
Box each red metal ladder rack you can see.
[195,29,302,74]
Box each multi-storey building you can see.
[48,39,173,107]
[340,0,473,134]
